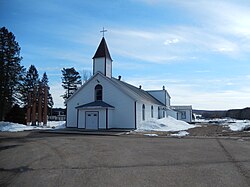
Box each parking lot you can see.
[0,131,250,187]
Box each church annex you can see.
[66,37,192,129]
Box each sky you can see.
[1,0,250,110]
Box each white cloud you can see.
[130,0,250,59]
[164,38,179,45]
[125,74,250,110]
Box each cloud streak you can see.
[126,74,250,110]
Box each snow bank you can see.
[0,122,35,132]
[195,118,250,131]
[171,131,189,137]
[136,116,195,132]
[46,121,66,129]
[0,121,65,132]
[144,134,158,137]
[225,120,250,131]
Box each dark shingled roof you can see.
[75,101,114,109]
[110,77,164,106]
[92,37,112,61]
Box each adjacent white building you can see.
[66,37,192,129]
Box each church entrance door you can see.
[85,111,99,129]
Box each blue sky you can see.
[1,0,250,110]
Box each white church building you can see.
[66,37,192,130]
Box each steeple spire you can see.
[92,37,113,78]
[92,37,112,61]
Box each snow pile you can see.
[144,134,158,137]
[224,120,250,131]
[171,131,189,137]
[136,116,195,132]
[46,121,66,129]
[195,118,250,131]
[0,122,35,132]
[0,121,65,132]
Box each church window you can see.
[151,106,154,118]
[142,104,145,121]
[158,107,160,119]
[95,84,103,101]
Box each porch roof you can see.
[75,101,115,109]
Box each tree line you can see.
[0,27,91,123]
[0,27,54,122]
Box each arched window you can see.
[142,104,145,121]
[158,107,160,119]
[95,84,103,101]
[151,106,154,118]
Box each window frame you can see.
[95,84,103,101]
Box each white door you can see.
[86,111,98,129]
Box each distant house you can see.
[66,37,192,129]
[171,106,193,123]
[48,108,66,121]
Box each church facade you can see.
[66,37,192,129]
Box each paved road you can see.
[0,132,250,187]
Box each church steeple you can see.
[93,37,112,61]
[92,37,113,78]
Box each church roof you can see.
[110,77,164,106]
[66,72,165,106]
[76,101,114,109]
[92,37,112,61]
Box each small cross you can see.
[100,27,107,37]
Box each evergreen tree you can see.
[0,27,25,120]
[26,65,39,89]
[41,72,54,108]
[61,67,82,103]
[21,65,39,105]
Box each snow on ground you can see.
[224,120,250,131]
[0,121,65,132]
[195,118,250,131]
[144,134,159,137]
[171,131,189,137]
[136,116,196,132]
[46,121,66,129]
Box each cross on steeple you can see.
[100,27,107,37]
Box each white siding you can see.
[66,76,97,127]
[67,74,135,129]
[106,58,112,78]
[98,110,106,129]
[177,109,192,123]
[136,102,162,127]
[147,91,165,105]
[93,58,112,78]
[78,110,85,128]
[103,77,135,128]
[94,58,105,75]
[147,90,171,107]
[171,106,193,123]
[108,109,113,128]
[166,109,178,119]
[166,94,170,107]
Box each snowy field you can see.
[0,121,65,132]
[195,118,250,131]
